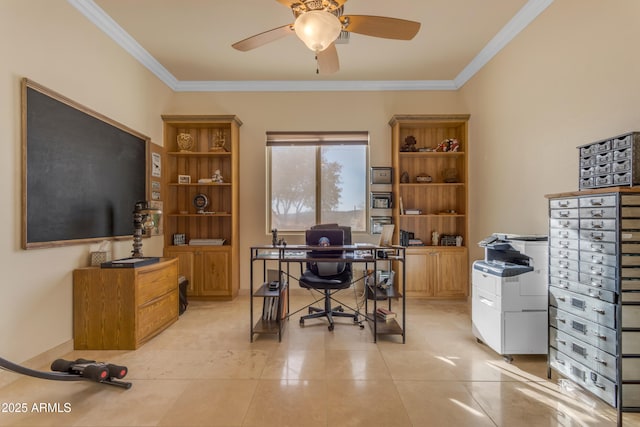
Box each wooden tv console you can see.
[73,257,178,350]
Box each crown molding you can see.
[454,0,554,88]
[173,79,458,92]
[68,0,553,93]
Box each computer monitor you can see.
[305,228,344,257]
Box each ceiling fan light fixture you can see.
[294,10,342,52]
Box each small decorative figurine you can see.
[432,231,440,246]
[400,171,410,183]
[271,228,278,247]
[212,169,223,183]
[400,135,418,152]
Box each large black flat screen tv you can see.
[22,79,149,249]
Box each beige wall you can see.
[4,0,640,364]
[460,0,640,263]
[0,0,172,363]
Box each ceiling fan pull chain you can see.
[315,55,319,74]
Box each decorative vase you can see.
[177,133,194,152]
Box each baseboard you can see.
[0,340,74,388]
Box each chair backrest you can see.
[311,223,352,245]
[305,228,347,277]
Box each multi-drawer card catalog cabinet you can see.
[547,189,640,426]
[578,132,640,190]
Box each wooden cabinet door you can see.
[165,248,195,294]
[405,250,437,297]
[197,249,231,297]
[434,248,469,298]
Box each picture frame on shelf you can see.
[370,216,392,234]
[370,167,392,185]
[371,192,392,209]
[178,174,191,184]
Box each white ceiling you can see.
[69,0,553,92]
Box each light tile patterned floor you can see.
[1,294,638,426]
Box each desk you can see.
[249,245,405,343]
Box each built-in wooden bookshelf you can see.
[162,115,242,300]
[390,114,469,298]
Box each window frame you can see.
[266,131,370,234]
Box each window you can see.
[267,131,369,232]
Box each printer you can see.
[471,233,548,361]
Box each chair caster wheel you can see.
[337,307,344,312]
[328,324,334,331]
[299,319,304,326]
[308,308,314,314]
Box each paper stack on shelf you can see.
[189,239,225,246]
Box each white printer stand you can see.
[471,234,548,362]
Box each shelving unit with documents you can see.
[390,114,469,299]
[364,247,406,342]
[546,188,640,427]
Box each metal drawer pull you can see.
[588,290,601,299]
[589,232,604,240]
[559,201,570,207]
[590,209,605,217]
[592,332,607,340]
[555,357,566,365]
[589,198,605,206]
[557,296,566,302]
[559,261,569,268]
[559,210,571,217]
[590,255,603,264]
[593,382,606,390]
[555,316,566,323]
[590,279,603,288]
[591,221,603,228]
[594,357,607,366]
[555,338,566,345]
[590,267,603,275]
[590,244,604,252]
[592,308,605,314]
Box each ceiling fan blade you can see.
[341,15,420,40]
[316,43,339,75]
[232,24,294,51]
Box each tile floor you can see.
[1,292,639,426]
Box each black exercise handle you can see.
[107,364,128,379]
[50,359,74,373]
[81,365,109,382]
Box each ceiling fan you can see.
[231,0,421,74]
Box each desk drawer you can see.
[550,348,616,407]
[579,195,618,208]
[137,262,178,304]
[549,328,616,381]
[549,287,616,329]
[137,291,178,344]
[549,307,616,354]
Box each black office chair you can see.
[299,225,360,331]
